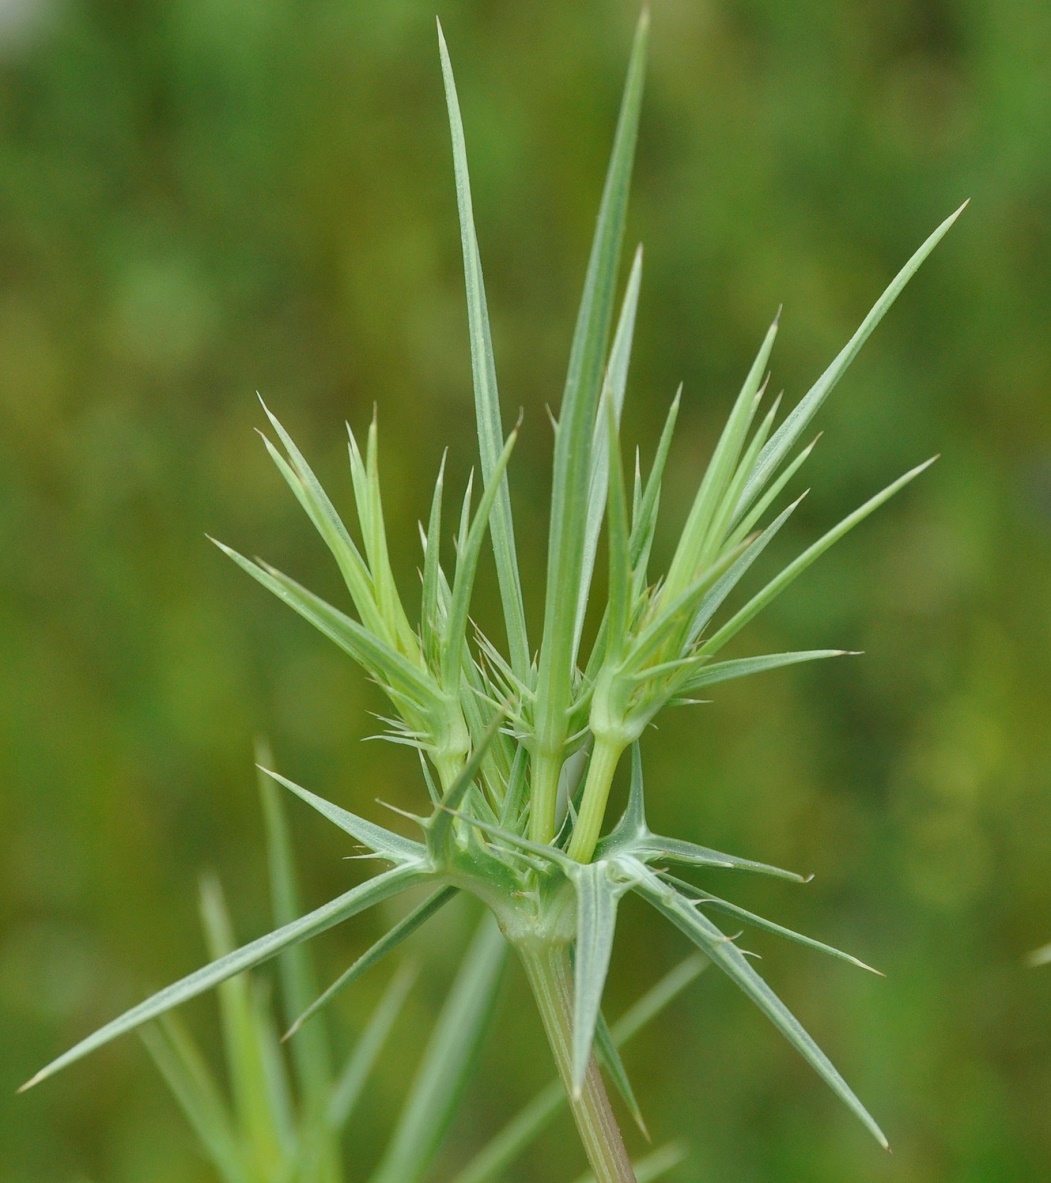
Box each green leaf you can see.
[663,874,882,975]
[200,876,292,1171]
[290,964,417,1183]
[734,202,965,522]
[285,887,457,1039]
[327,962,417,1129]
[21,862,428,1091]
[257,401,381,637]
[570,861,626,1096]
[592,1009,647,1137]
[630,862,888,1148]
[703,457,937,658]
[629,389,681,591]
[533,9,649,840]
[421,452,448,670]
[368,913,508,1183]
[665,312,779,598]
[1028,944,1051,968]
[686,490,805,648]
[438,19,530,681]
[676,649,853,696]
[602,388,633,662]
[212,539,437,710]
[141,1016,249,1183]
[258,765,428,865]
[443,426,518,691]
[574,246,643,659]
[259,750,335,1132]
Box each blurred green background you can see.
[2,0,1050,1179]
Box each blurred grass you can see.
[2,1,1050,1180]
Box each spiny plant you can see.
[24,12,963,1181]
[145,755,698,1183]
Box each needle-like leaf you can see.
[631,862,888,1148]
[438,19,530,681]
[21,863,428,1092]
[574,246,644,658]
[676,649,853,696]
[141,1016,248,1183]
[571,861,628,1096]
[734,202,966,523]
[368,913,508,1183]
[212,539,437,709]
[259,765,428,865]
[704,457,938,657]
[285,887,457,1039]
[664,874,882,975]
[533,10,649,841]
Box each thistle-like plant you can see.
[24,13,963,1181]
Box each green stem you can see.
[530,750,563,845]
[518,942,637,1183]
[567,737,624,863]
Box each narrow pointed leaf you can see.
[259,753,336,1148]
[443,427,518,689]
[666,313,779,596]
[257,402,379,634]
[368,913,508,1183]
[22,863,427,1091]
[199,877,289,1171]
[571,861,623,1095]
[686,490,805,647]
[664,875,881,975]
[704,457,937,658]
[631,864,888,1148]
[141,1017,248,1183]
[726,434,817,552]
[573,246,643,658]
[259,765,428,864]
[428,708,507,856]
[631,834,806,881]
[629,389,681,589]
[535,10,648,819]
[292,964,417,1181]
[735,203,965,521]
[438,20,530,679]
[286,887,457,1039]
[592,1009,647,1136]
[603,389,633,660]
[212,539,436,707]
[677,649,853,695]
[327,962,417,1129]
[421,453,448,668]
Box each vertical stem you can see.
[518,941,638,1183]
[567,737,624,863]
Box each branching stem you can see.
[568,737,625,863]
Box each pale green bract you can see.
[26,12,962,1179]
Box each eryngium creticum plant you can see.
[25,12,964,1180]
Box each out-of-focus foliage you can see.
[2,1,1049,1180]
